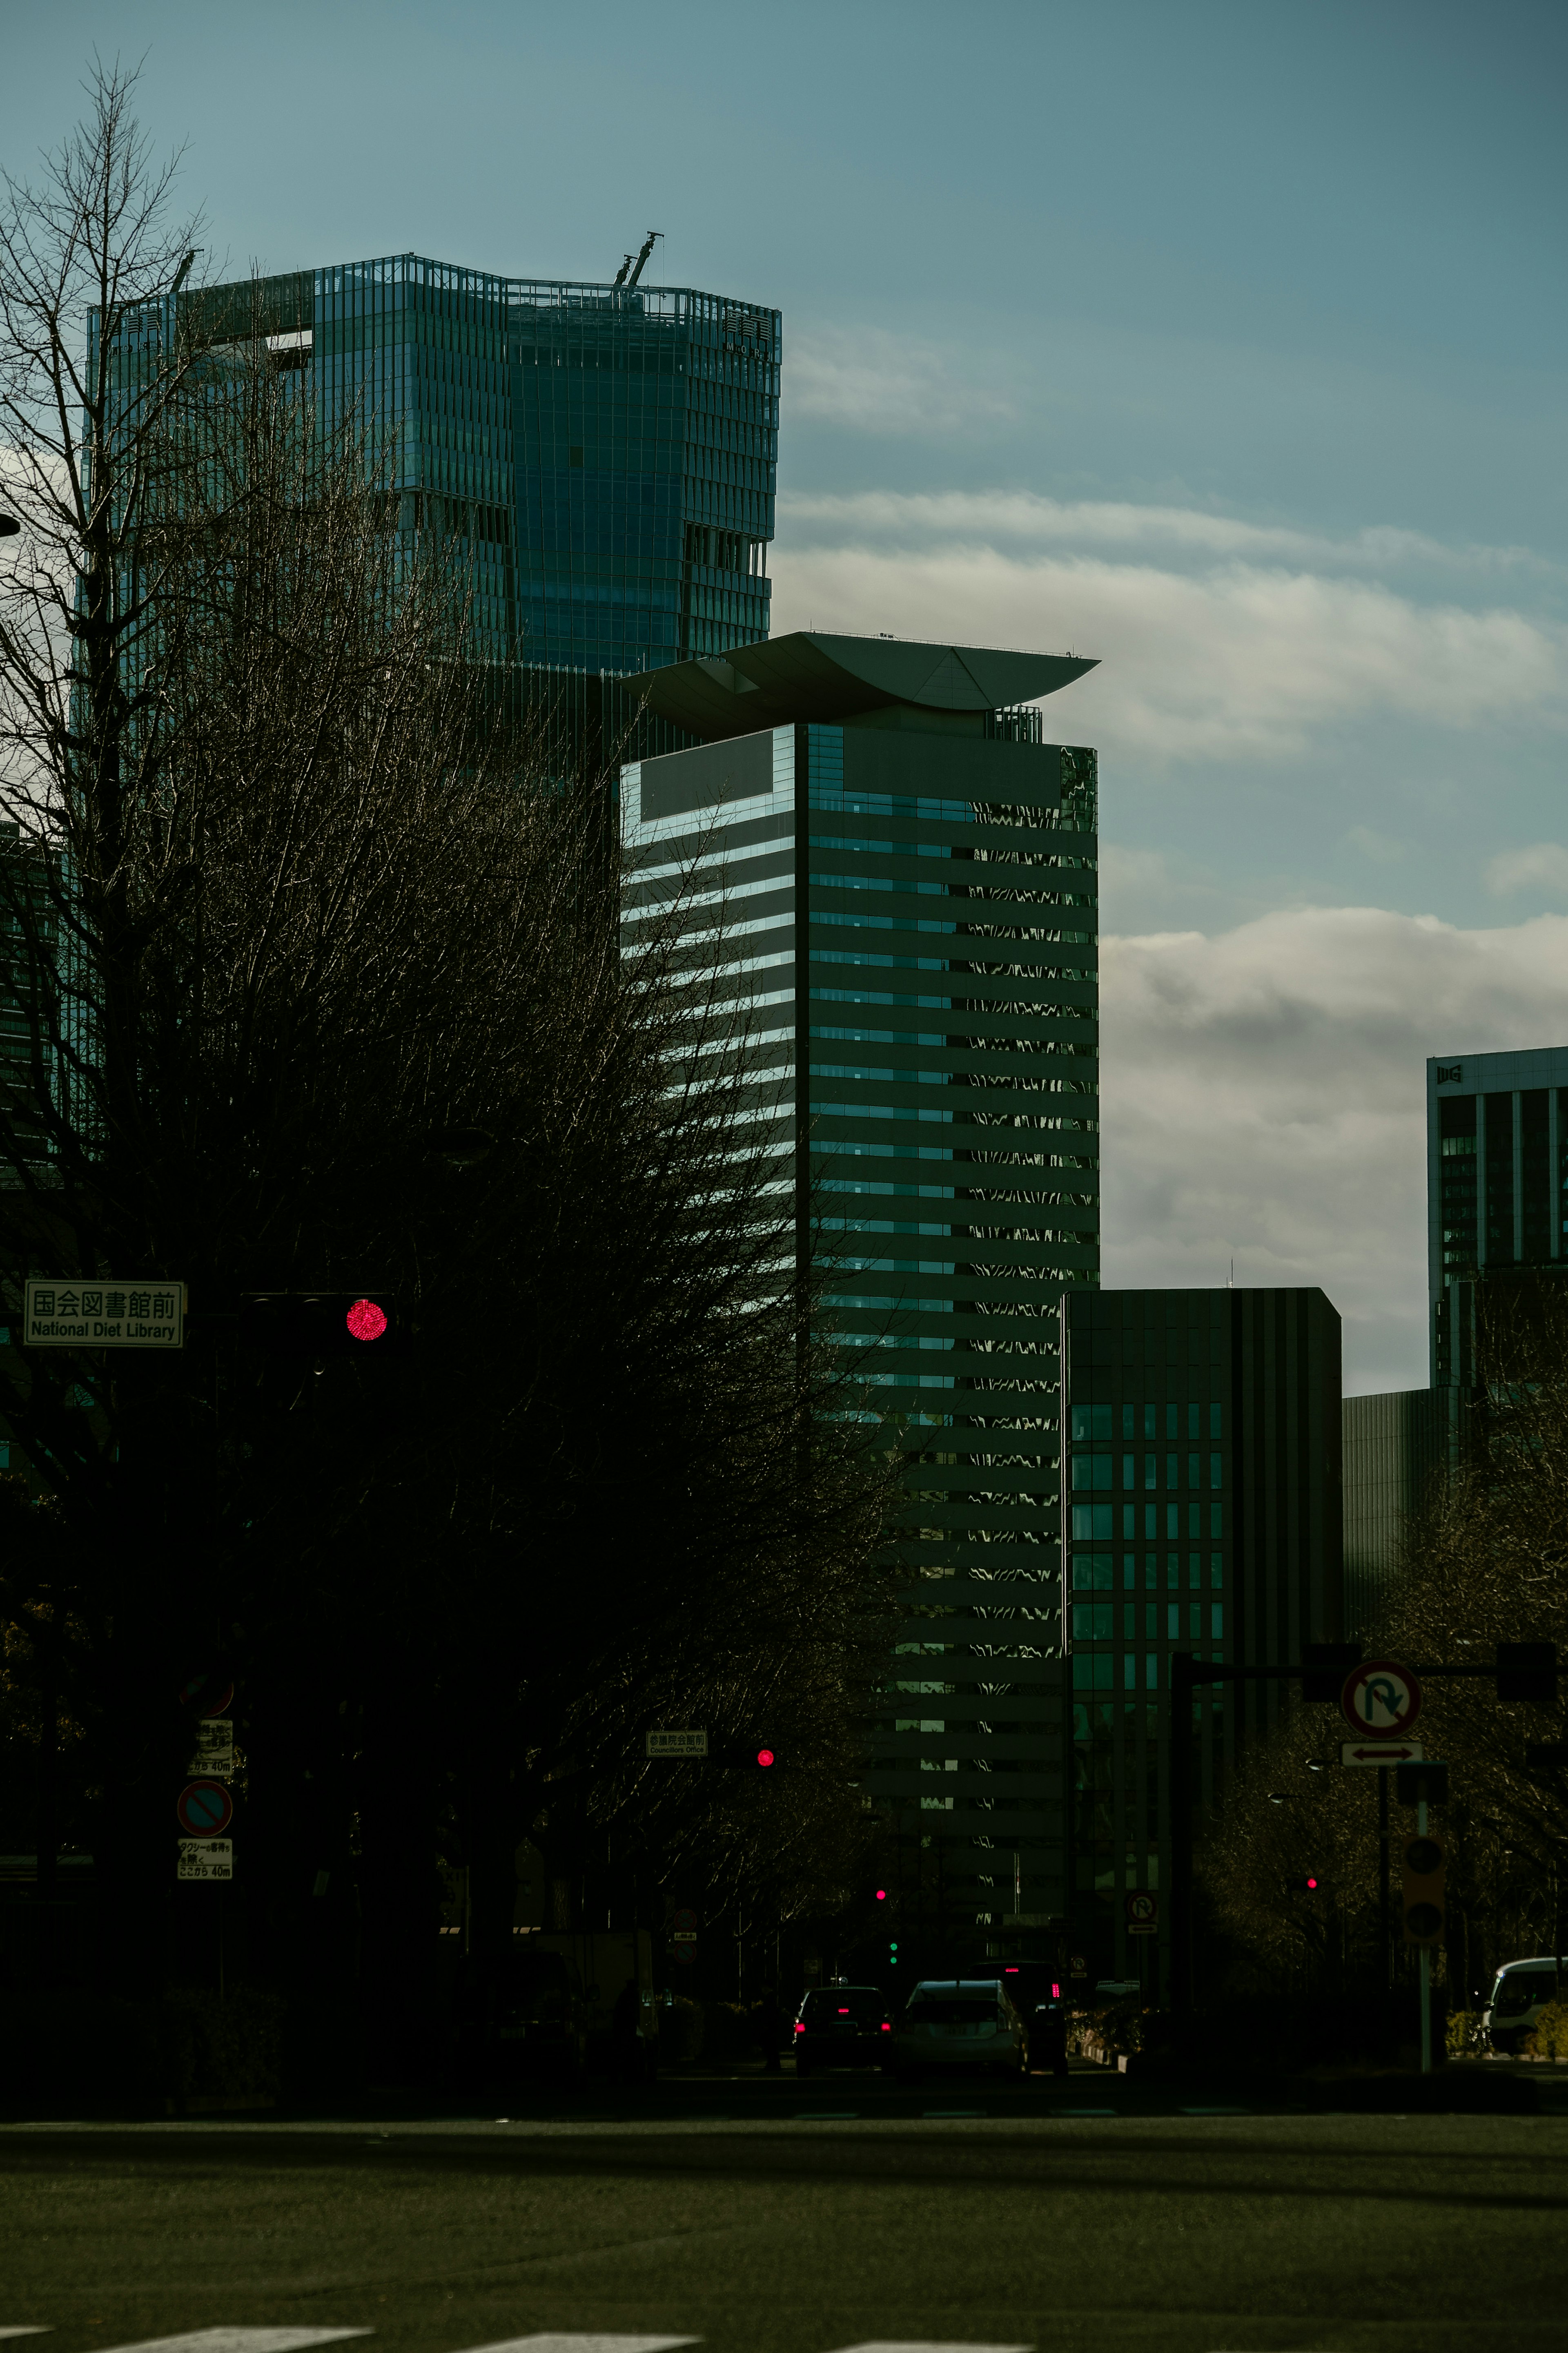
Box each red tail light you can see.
[880,2021,891,2032]
[794,2022,805,2035]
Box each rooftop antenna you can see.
[625,229,663,289]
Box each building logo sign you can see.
[1435,1064,1463,1084]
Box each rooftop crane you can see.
[612,230,662,290]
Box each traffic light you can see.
[710,1740,781,1770]
[1284,1875,1323,1893]
[1301,1642,1362,1704]
[1401,1831,1446,1946]
[1496,1642,1558,1704]
[889,1938,898,1966]
[1396,1761,1448,1807]
[239,1291,405,1358]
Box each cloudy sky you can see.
[8,0,1564,1391]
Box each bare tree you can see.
[1203,1280,1568,2012]
[0,69,896,2056]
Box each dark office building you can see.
[1428,1045,1568,1381]
[1342,1045,1568,1624]
[1060,1287,1343,1987]
[1341,1387,1451,1631]
[621,631,1100,1957]
[179,254,780,741]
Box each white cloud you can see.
[779,487,1552,582]
[1100,905,1568,1392]
[768,539,1568,765]
[1486,842,1568,899]
[787,330,1016,436]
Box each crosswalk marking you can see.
[460,2340,698,2353]
[829,2342,1032,2353]
[94,2332,372,2353]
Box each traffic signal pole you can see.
[1419,1787,1432,2076]
[1169,1650,1554,2020]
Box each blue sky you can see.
[6,0,1565,1386]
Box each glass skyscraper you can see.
[1428,1045,1568,1382]
[621,631,1100,1965]
[190,256,779,684]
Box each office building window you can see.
[1209,1402,1222,1438]
[1210,1551,1224,1588]
[1211,1501,1223,1537]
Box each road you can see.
[2,2070,1564,2353]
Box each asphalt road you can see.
[3,2077,1564,2353]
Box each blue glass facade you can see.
[195,256,779,676]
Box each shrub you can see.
[1523,2000,1568,2060]
[1446,2008,1483,2058]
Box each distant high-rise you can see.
[1428,1046,1568,1383]
[187,254,780,734]
[1341,1044,1568,1624]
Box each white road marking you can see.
[94,2333,371,2353]
[0,2334,51,2342]
[459,2340,698,2353]
[829,2342,1033,2353]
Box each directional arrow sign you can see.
[1342,1741,1425,1767]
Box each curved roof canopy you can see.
[624,631,1097,742]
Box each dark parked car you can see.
[793,1983,893,2075]
[997,1962,1071,2077]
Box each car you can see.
[793,1983,893,2075]
[1483,1956,1565,2053]
[890,1976,1031,2084]
[996,1963,1071,2077]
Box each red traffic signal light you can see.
[756,1747,775,1769]
[874,1887,888,1902]
[1284,1875,1323,1893]
[240,1291,403,1358]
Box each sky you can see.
[5,0,1564,1391]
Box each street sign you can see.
[1341,1740,1424,1767]
[672,1907,699,1936]
[647,1729,708,1758]
[178,1838,233,1882]
[22,1278,185,1349]
[1004,1912,1055,1927]
[1341,1657,1422,1739]
[189,1719,234,1777]
[1125,1891,1159,1936]
[176,1780,234,1837]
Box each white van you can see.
[1483,1956,1564,2054]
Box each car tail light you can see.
[794,2022,805,2035]
[880,2021,891,2032]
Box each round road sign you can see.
[1341,1658,1422,1739]
[1125,1891,1158,1928]
[176,1779,234,1837]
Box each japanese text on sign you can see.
[23,1278,185,1349]
[647,1730,708,1758]
[177,1839,233,1882]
